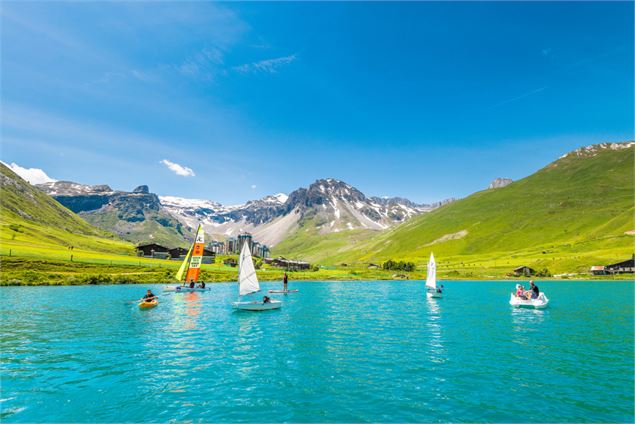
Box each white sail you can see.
[426,252,436,289]
[238,242,259,296]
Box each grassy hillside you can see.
[275,142,634,275]
[0,163,134,256]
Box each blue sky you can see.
[1,1,633,204]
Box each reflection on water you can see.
[425,298,446,365]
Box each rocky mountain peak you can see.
[133,185,150,194]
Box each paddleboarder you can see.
[283,272,288,291]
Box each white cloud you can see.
[160,159,195,177]
[251,184,257,189]
[1,161,57,185]
[233,54,297,74]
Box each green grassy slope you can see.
[275,143,634,275]
[0,163,134,255]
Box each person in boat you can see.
[283,272,288,290]
[516,284,527,299]
[142,290,156,303]
[436,284,444,293]
[200,281,206,289]
[263,296,271,304]
[529,281,540,299]
[189,280,195,289]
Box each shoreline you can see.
[2,256,632,286]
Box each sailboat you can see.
[426,252,443,298]
[233,242,281,311]
[164,224,211,293]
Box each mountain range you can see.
[2,140,632,276]
[36,177,451,247]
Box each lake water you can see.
[1,281,633,423]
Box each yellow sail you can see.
[175,237,195,282]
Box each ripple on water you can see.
[0,281,633,422]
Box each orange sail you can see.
[184,225,205,283]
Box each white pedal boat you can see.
[233,300,282,311]
[164,286,211,293]
[509,293,549,309]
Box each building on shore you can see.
[513,266,535,277]
[590,254,634,275]
[207,241,226,255]
[136,243,169,259]
[264,256,310,271]
[137,244,214,263]
[223,233,270,258]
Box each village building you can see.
[264,256,311,271]
[224,258,237,267]
[225,237,238,254]
[590,254,634,275]
[237,233,253,254]
[513,266,535,277]
[136,243,169,259]
[605,254,635,274]
[589,266,607,276]
[207,241,226,255]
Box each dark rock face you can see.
[36,181,187,244]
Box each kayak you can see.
[139,299,158,309]
[268,289,299,294]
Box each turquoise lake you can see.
[1,281,633,422]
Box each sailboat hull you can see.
[164,286,211,293]
[233,300,282,311]
[426,287,443,298]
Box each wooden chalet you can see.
[513,266,535,277]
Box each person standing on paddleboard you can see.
[283,272,288,291]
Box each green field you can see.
[274,143,635,276]
[1,145,633,285]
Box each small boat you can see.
[510,292,549,309]
[268,289,299,294]
[165,224,210,293]
[425,252,443,298]
[164,286,211,293]
[139,299,158,309]
[233,243,281,311]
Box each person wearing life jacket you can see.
[142,290,157,303]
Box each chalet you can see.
[605,254,635,274]
[513,266,535,277]
[168,247,189,259]
[263,256,310,271]
[136,243,169,259]
[589,266,607,276]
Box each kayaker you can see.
[283,272,288,290]
[142,290,156,303]
[530,281,540,299]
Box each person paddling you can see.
[142,289,157,303]
[283,272,288,291]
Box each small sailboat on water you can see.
[233,242,281,311]
[164,224,211,293]
[426,252,443,298]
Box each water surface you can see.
[1,281,633,422]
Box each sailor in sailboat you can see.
[164,225,211,293]
[426,252,443,298]
[233,242,282,311]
